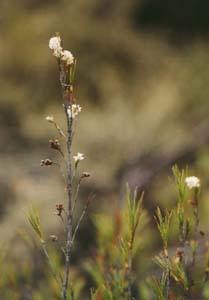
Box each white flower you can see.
[46,115,54,123]
[49,36,61,50]
[49,36,63,58]
[185,176,200,189]
[73,152,84,163]
[61,50,74,65]
[67,104,82,119]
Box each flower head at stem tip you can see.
[61,50,74,65]
[73,152,84,164]
[185,176,200,189]
[49,36,62,58]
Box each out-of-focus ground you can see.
[1,0,209,293]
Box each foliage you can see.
[86,186,145,300]
[27,206,44,243]
[1,167,209,299]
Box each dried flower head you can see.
[61,50,74,65]
[50,235,58,242]
[49,139,61,151]
[81,172,91,178]
[73,152,84,163]
[185,176,200,189]
[55,204,64,216]
[49,36,63,58]
[79,172,91,183]
[46,116,54,123]
[67,104,82,119]
[40,159,53,166]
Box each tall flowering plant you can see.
[28,34,92,300]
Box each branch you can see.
[71,193,95,245]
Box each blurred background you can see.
[1,0,209,298]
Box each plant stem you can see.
[72,178,81,213]
[164,248,170,300]
[127,230,135,300]
[42,242,62,288]
[127,247,133,300]
[193,188,199,265]
[62,101,73,300]
[60,63,74,300]
[71,194,93,245]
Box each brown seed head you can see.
[55,203,64,216]
[81,172,91,179]
[49,139,61,151]
[50,235,58,242]
[175,248,184,262]
[40,159,53,166]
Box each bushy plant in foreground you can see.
[152,166,208,300]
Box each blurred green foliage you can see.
[1,172,209,299]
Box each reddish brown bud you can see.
[79,172,91,183]
[188,199,198,206]
[200,230,205,237]
[49,139,61,151]
[82,172,91,178]
[55,204,64,216]
[40,159,53,166]
[175,248,184,262]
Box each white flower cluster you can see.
[67,104,82,119]
[49,36,74,65]
[49,36,62,58]
[62,50,74,65]
[73,152,84,163]
[185,176,200,189]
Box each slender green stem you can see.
[54,119,67,140]
[72,179,81,213]
[42,242,62,288]
[164,248,170,300]
[127,247,133,300]
[71,195,92,245]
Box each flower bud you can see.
[40,159,53,166]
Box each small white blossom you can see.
[73,152,84,163]
[67,104,82,119]
[49,36,61,50]
[61,50,74,65]
[49,36,63,57]
[46,115,54,123]
[185,176,200,189]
